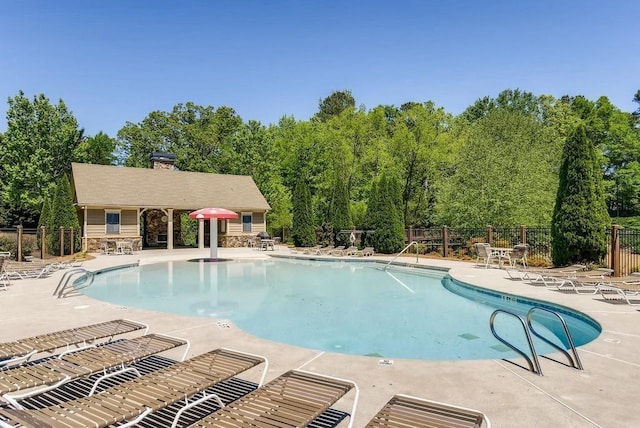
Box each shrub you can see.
[180,213,197,246]
[0,232,39,259]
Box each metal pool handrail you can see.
[527,306,583,370]
[53,268,95,298]
[490,309,543,375]
[383,241,419,270]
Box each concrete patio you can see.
[1,247,638,427]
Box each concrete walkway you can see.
[1,247,639,427]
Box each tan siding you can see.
[228,218,242,234]
[87,224,106,237]
[122,210,137,226]
[253,213,265,233]
[120,224,139,235]
[88,209,105,225]
[85,208,139,238]
[224,211,267,235]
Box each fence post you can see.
[59,227,64,257]
[70,227,74,256]
[520,225,526,244]
[487,225,493,246]
[41,226,46,259]
[611,224,621,277]
[16,225,23,262]
[442,226,449,257]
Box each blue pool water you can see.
[83,258,601,360]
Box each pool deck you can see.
[2,247,639,427]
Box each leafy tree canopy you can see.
[313,90,356,122]
[0,91,83,226]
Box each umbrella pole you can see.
[210,219,218,259]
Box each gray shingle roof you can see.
[71,163,271,211]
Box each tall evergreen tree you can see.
[370,174,405,254]
[329,176,352,245]
[551,124,610,265]
[292,179,315,247]
[37,196,52,253]
[49,175,81,255]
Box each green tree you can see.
[329,175,352,245]
[313,90,356,122]
[436,107,562,227]
[217,120,292,237]
[551,124,610,265]
[37,197,52,253]
[74,131,117,165]
[48,175,81,255]
[0,91,83,226]
[370,174,405,254]
[117,102,242,172]
[292,178,315,247]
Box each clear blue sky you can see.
[1,1,637,137]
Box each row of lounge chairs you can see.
[0,320,490,427]
[0,259,85,289]
[506,264,640,305]
[291,245,375,257]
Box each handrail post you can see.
[442,226,449,258]
[611,224,620,277]
[59,227,64,257]
[40,226,46,259]
[16,225,23,262]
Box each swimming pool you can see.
[82,258,601,360]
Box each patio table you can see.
[489,247,513,268]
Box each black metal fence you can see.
[406,226,554,265]
[407,225,640,276]
[0,226,80,261]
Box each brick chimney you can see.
[149,152,176,170]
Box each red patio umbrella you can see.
[188,208,238,259]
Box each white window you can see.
[242,213,252,233]
[105,210,121,234]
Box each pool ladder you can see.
[53,268,95,299]
[489,307,583,376]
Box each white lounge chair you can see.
[353,247,375,257]
[595,276,640,305]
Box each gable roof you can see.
[71,163,271,211]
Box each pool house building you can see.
[70,154,271,252]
